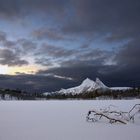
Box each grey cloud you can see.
[78,49,112,61]
[37,62,140,89]
[0,39,140,92]
[3,40,16,47]
[32,28,66,41]
[36,48,114,80]
[17,38,37,51]
[63,0,140,41]
[0,31,39,66]
[36,43,75,58]
[0,31,6,42]
[0,0,139,42]
[0,31,37,54]
[80,44,90,49]
[0,0,69,19]
[0,74,76,92]
[37,65,100,81]
[0,31,36,51]
[36,41,140,89]
[112,38,140,82]
[0,48,28,66]
[0,0,21,18]
[35,58,55,67]
[0,0,139,91]
[115,38,140,67]
[0,31,17,48]
[35,45,113,67]
[0,31,36,66]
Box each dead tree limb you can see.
[86,104,140,124]
[129,104,140,122]
[87,110,127,124]
[129,104,140,113]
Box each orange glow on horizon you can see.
[0,65,41,75]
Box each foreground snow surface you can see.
[0,100,140,140]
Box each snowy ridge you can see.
[110,87,132,91]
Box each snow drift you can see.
[0,100,140,140]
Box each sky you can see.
[0,0,140,92]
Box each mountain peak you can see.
[95,77,108,89]
[95,77,103,84]
[95,77,102,83]
[82,78,93,84]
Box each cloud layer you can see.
[0,0,140,91]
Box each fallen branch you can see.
[86,104,140,124]
[87,110,127,124]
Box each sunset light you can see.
[0,65,40,75]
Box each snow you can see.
[110,87,132,90]
[0,100,140,140]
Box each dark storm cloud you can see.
[0,48,28,66]
[0,40,140,92]
[110,38,140,85]
[0,0,140,91]
[0,0,139,41]
[0,74,76,92]
[0,0,21,18]
[36,48,113,80]
[63,0,140,41]
[115,38,140,67]
[0,0,69,19]
[37,65,100,81]
[36,40,140,89]
[36,63,140,89]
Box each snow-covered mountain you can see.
[43,78,109,96]
[58,78,97,95]
[43,78,133,96]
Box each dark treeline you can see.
[46,88,140,100]
[0,88,140,100]
[0,88,45,100]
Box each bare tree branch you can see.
[86,104,140,124]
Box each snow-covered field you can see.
[0,100,140,140]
